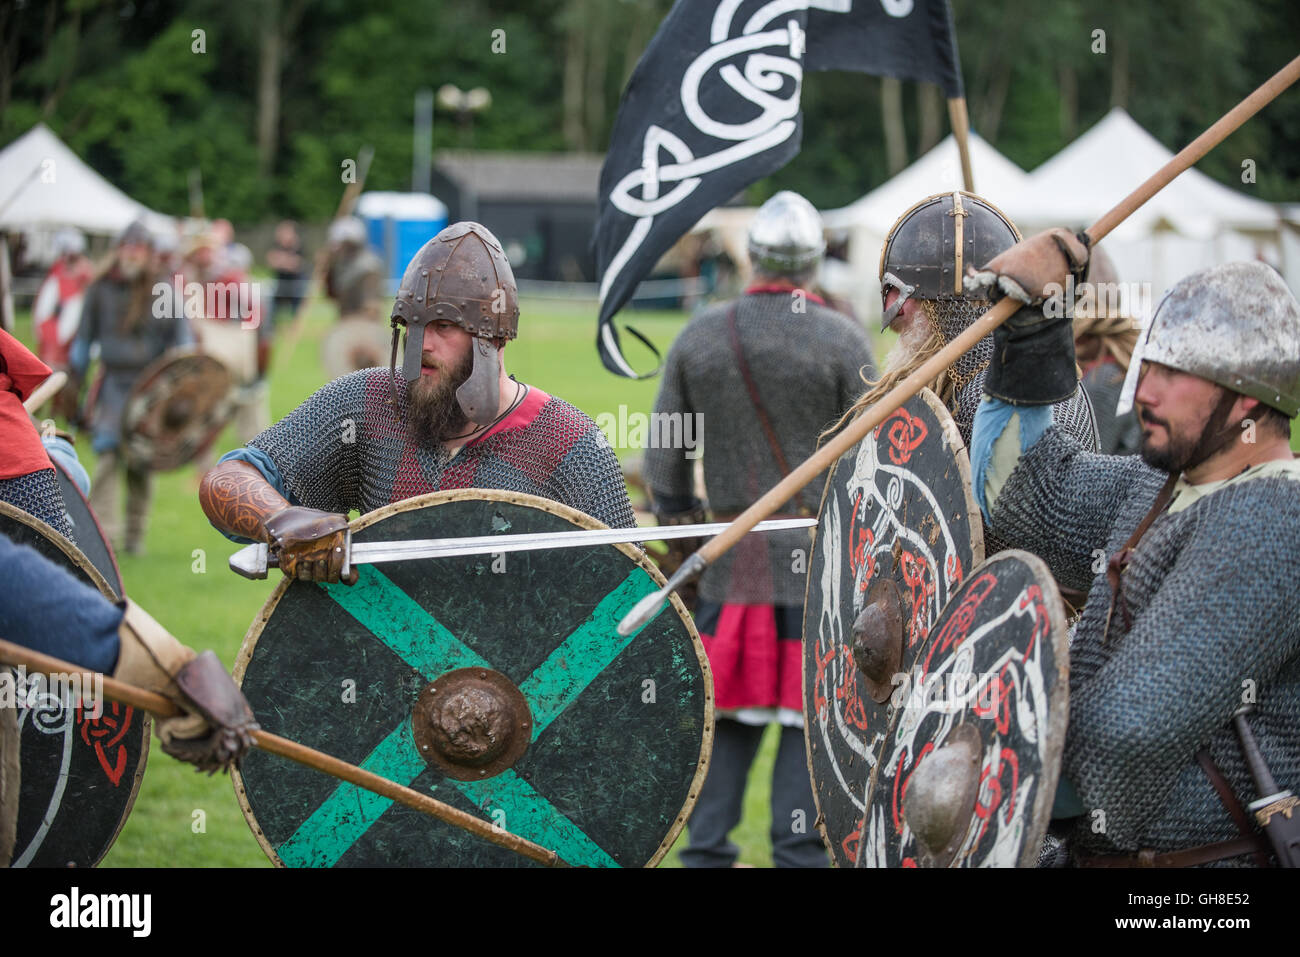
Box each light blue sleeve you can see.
[971,397,1053,523]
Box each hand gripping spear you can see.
[619,53,1300,637]
[0,638,570,868]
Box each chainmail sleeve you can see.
[642,332,698,510]
[987,426,1164,593]
[1064,477,1300,855]
[245,370,368,514]
[548,427,637,529]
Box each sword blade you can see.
[352,517,815,564]
[229,518,815,578]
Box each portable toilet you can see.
[355,192,449,282]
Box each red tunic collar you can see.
[744,282,826,306]
[467,382,549,446]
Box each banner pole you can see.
[947,97,976,192]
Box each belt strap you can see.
[1103,472,1177,641]
[1196,749,1272,867]
[1078,836,1269,868]
[725,304,812,516]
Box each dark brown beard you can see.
[407,347,475,446]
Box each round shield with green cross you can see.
[232,490,713,867]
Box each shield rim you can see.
[800,387,985,867]
[860,549,1070,868]
[120,348,234,473]
[0,501,151,869]
[230,488,715,868]
[50,457,124,600]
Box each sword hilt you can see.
[229,528,353,582]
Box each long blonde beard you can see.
[823,302,954,440]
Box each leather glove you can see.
[115,601,259,774]
[263,505,357,584]
[963,228,1091,405]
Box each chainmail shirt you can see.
[644,292,877,605]
[242,368,635,529]
[0,471,74,540]
[989,427,1300,864]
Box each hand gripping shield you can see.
[857,551,1069,868]
[803,389,983,866]
[0,503,149,868]
[121,350,235,472]
[232,490,713,867]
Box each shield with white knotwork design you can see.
[0,502,150,868]
[232,490,713,867]
[802,389,983,867]
[857,550,1069,868]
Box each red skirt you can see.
[694,600,803,712]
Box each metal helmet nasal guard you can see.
[747,191,826,275]
[1139,261,1300,418]
[389,222,520,425]
[878,191,1020,330]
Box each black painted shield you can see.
[51,459,123,600]
[232,490,713,868]
[803,389,982,867]
[858,550,1069,868]
[0,503,149,868]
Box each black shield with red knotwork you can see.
[121,350,234,472]
[0,503,149,868]
[803,389,982,867]
[857,550,1069,868]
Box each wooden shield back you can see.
[232,490,714,867]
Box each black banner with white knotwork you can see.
[594,0,964,377]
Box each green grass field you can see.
[12,297,816,868]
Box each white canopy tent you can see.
[0,123,174,258]
[821,133,1032,320]
[1005,108,1289,313]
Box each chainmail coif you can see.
[247,368,635,530]
[643,292,877,605]
[990,427,1300,865]
[0,471,74,541]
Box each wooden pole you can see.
[946,97,976,192]
[0,638,569,868]
[620,54,1300,633]
[275,144,376,372]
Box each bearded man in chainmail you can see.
[199,222,634,583]
[841,191,1098,451]
[967,235,1299,867]
[644,192,877,868]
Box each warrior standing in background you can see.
[644,192,876,867]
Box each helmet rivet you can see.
[421,270,428,276]
[416,296,422,301]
